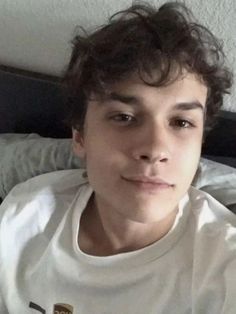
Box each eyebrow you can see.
[107,92,141,106]
[107,92,205,112]
[173,102,204,112]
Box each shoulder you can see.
[0,169,88,262]
[188,186,236,251]
[7,169,87,196]
[0,169,88,236]
[188,186,236,224]
[0,169,89,284]
[1,169,87,205]
[187,187,236,308]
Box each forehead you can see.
[96,72,208,111]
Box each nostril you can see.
[160,157,168,162]
[140,155,149,160]
[139,155,168,162]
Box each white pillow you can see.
[0,134,81,199]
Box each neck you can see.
[78,194,178,257]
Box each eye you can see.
[110,113,136,124]
[170,118,195,129]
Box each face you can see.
[73,72,207,223]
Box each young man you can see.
[0,2,235,313]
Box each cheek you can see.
[84,126,126,162]
[84,146,121,197]
[84,140,120,174]
[174,140,202,181]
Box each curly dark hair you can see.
[63,1,233,132]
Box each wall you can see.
[0,0,235,111]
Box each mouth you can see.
[122,176,174,192]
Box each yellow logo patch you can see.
[53,303,73,314]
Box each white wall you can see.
[0,0,235,111]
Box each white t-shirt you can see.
[0,169,236,314]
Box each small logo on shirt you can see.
[53,303,73,314]
[29,302,46,313]
[29,301,73,314]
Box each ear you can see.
[72,128,86,159]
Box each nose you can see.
[132,121,171,164]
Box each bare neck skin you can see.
[78,195,178,257]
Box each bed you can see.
[0,66,236,212]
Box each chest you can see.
[3,243,193,314]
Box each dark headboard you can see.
[0,66,236,158]
[0,67,71,138]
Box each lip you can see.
[122,175,174,191]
